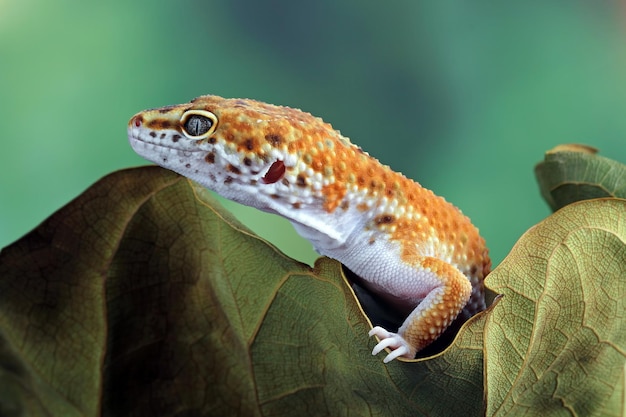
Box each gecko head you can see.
[128,95,356,214]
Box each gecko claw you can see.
[369,326,413,363]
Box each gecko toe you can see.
[369,326,392,339]
[383,345,410,363]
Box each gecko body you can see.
[128,95,490,363]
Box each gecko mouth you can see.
[128,130,205,154]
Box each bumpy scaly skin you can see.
[128,95,490,363]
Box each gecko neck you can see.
[281,202,370,254]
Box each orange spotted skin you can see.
[128,95,490,362]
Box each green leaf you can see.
[535,144,626,211]
[484,198,626,416]
[0,166,486,417]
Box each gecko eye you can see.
[180,110,218,138]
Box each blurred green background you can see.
[2,0,625,267]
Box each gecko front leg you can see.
[368,257,473,363]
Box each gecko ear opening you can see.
[261,160,285,184]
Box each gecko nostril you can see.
[133,116,142,127]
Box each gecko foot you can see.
[368,326,413,363]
